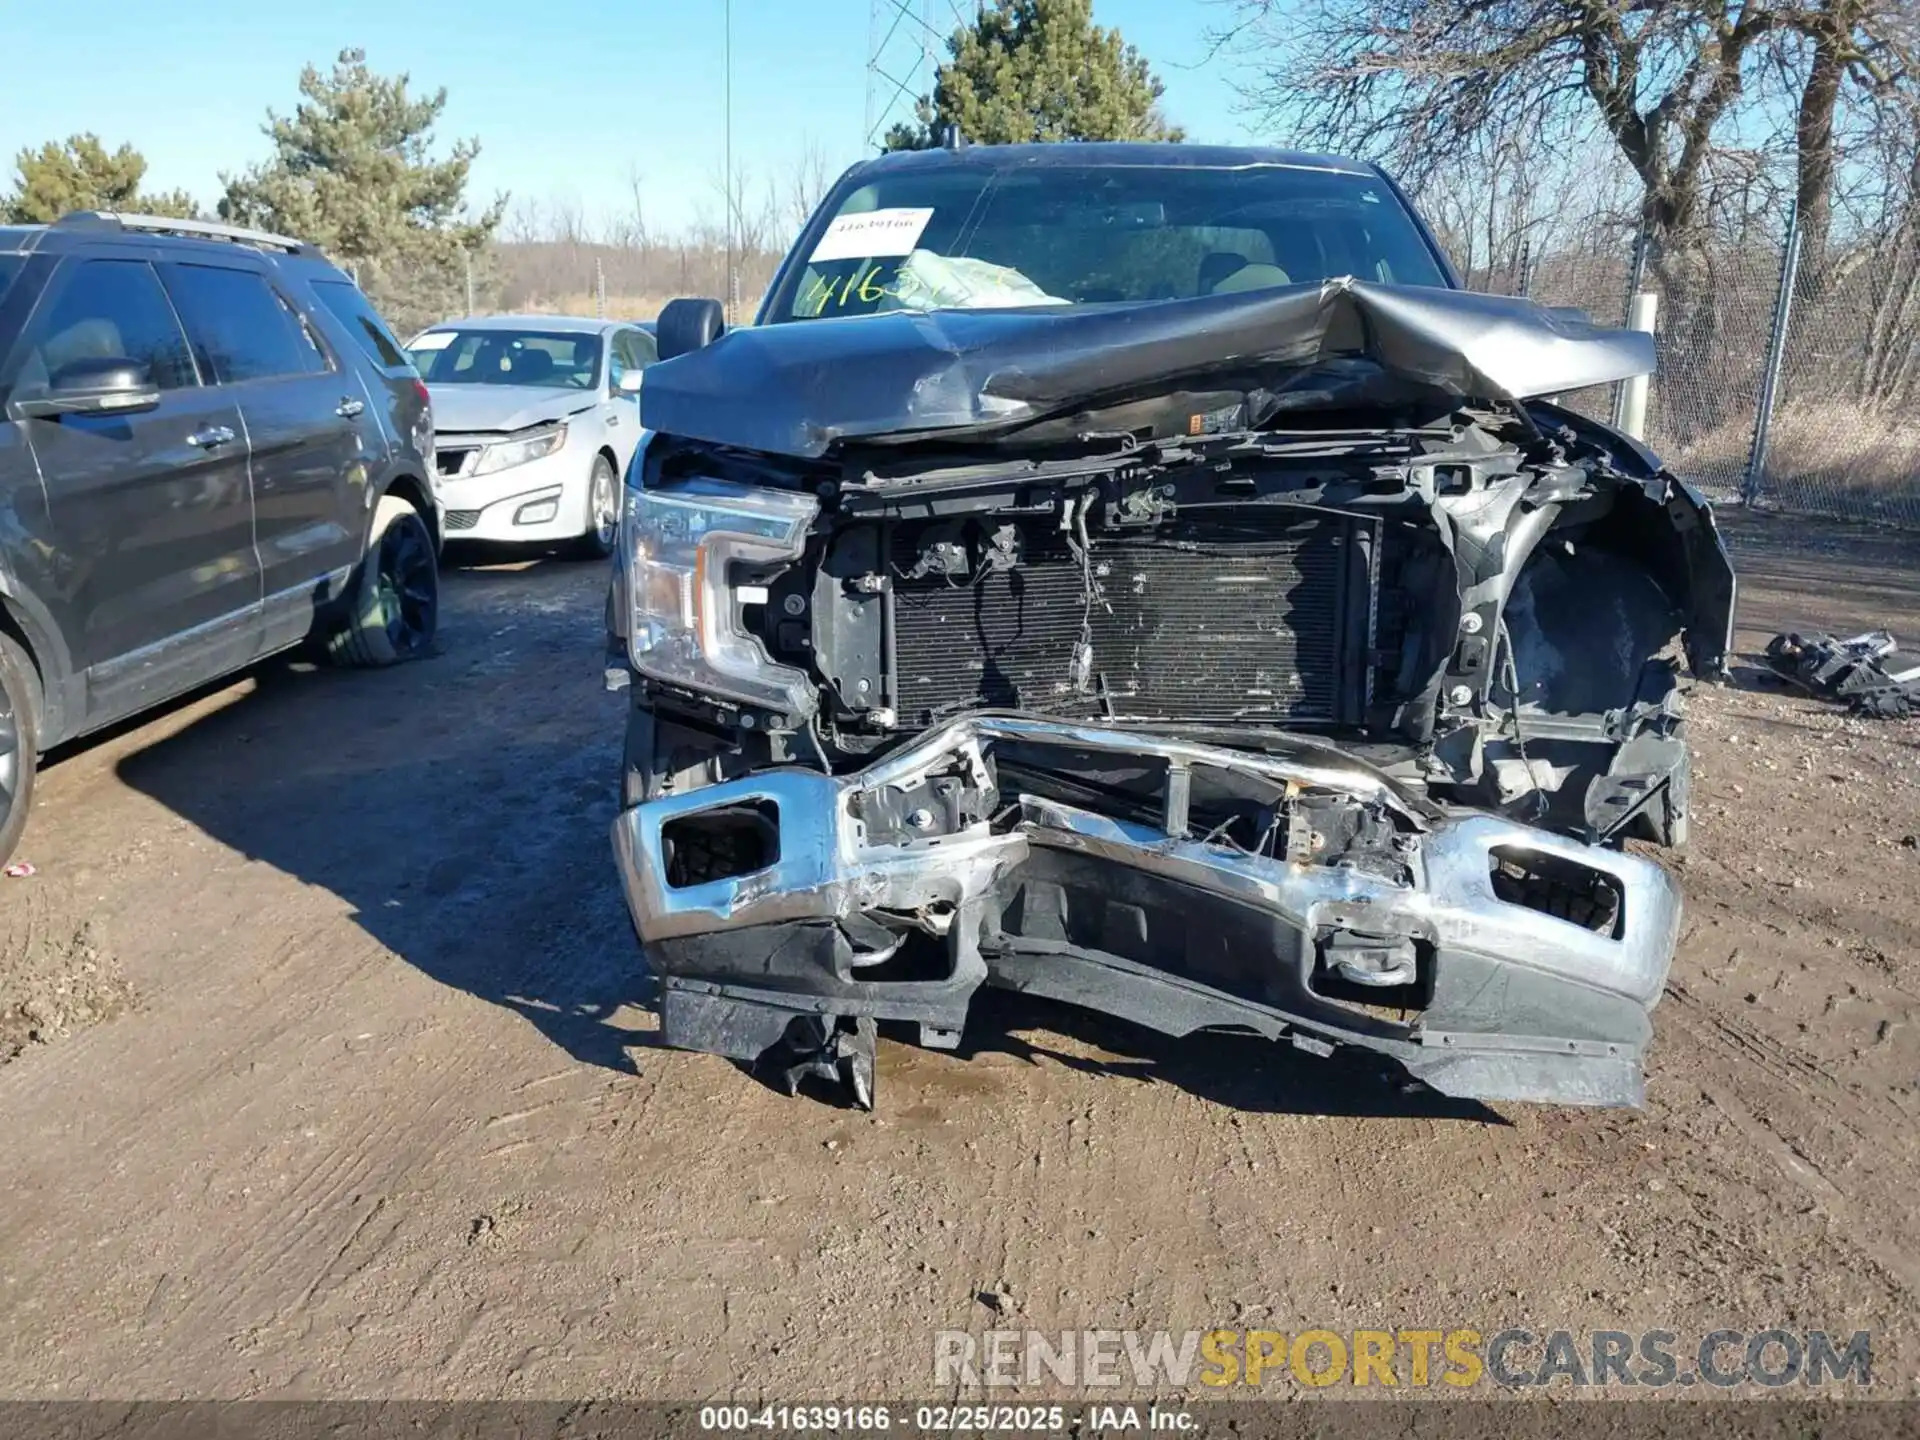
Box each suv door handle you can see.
[336,397,366,418]
[187,425,236,449]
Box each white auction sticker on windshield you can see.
[408,331,456,350]
[808,207,934,263]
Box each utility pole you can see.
[596,256,607,319]
[724,0,735,326]
[463,249,474,316]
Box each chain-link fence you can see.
[1479,199,1920,527]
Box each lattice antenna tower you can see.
[865,0,971,152]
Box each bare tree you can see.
[1222,0,1919,267]
[784,140,837,241]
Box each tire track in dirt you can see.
[2,515,1919,1399]
[160,746,628,1360]
[0,562,643,1388]
[1664,981,1920,1303]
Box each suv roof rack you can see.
[54,211,323,258]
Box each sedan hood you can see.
[641,276,1655,459]
[428,384,592,436]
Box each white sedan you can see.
[407,315,656,557]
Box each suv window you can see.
[163,263,329,384]
[310,279,411,369]
[0,257,21,307]
[14,258,198,394]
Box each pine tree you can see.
[4,135,199,223]
[221,48,504,332]
[885,0,1182,151]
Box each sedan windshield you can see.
[407,328,601,389]
[765,162,1450,324]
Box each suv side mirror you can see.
[615,370,643,396]
[10,357,160,420]
[656,298,726,362]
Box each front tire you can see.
[575,453,619,561]
[0,635,40,870]
[326,495,439,667]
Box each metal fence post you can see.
[1621,216,1650,326]
[1616,291,1660,441]
[1744,199,1805,505]
[1611,218,1653,430]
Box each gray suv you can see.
[0,212,442,867]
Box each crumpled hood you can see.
[641,276,1656,459]
[427,384,592,436]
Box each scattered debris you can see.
[1,921,131,1063]
[3,862,33,879]
[1764,631,1920,718]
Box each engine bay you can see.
[635,399,1733,852]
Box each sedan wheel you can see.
[579,454,619,560]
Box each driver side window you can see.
[17,259,198,397]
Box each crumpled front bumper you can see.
[611,717,1681,1109]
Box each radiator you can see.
[887,508,1378,727]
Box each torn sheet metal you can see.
[611,714,1680,1111]
[639,276,1657,459]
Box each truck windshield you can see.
[764,162,1449,324]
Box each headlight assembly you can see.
[475,420,567,475]
[624,478,819,718]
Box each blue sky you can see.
[0,0,1260,235]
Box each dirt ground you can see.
[0,508,1916,1402]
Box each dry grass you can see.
[502,291,770,325]
[1664,400,1920,517]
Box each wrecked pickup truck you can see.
[604,142,1736,1111]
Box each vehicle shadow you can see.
[109,560,660,1076]
[107,560,1499,1120]
[944,989,1505,1123]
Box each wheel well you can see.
[599,447,619,474]
[381,474,437,547]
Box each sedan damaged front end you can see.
[607,279,1735,1111]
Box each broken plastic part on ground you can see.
[1764,630,1920,718]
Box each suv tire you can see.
[0,635,40,870]
[326,495,440,667]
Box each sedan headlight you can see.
[475,421,567,475]
[625,478,819,718]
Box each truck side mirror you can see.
[656,298,726,361]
